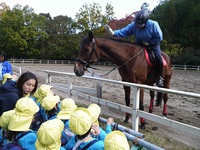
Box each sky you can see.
[1,0,160,19]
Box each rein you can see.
[99,48,143,77]
[76,39,144,77]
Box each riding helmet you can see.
[135,9,150,25]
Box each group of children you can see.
[0,73,130,150]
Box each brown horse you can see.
[74,31,172,128]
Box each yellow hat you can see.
[57,98,77,120]
[35,119,64,150]
[33,84,53,102]
[104,131,130,150]
[2,73,12,84]
[41,95,60,111]
[8,97,39,131]
[87,103,101,126]
[69,107,91,135]
[0,110,15,130]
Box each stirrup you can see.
[156,76,164,87]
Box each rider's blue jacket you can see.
[114,19,163,45]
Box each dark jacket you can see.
[0,80,20,116]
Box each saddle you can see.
[144,47,167,67]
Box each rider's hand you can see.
[104,24,114,36]
[143,42,149,46]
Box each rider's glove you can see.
[143,42,149,46]
[104,24,114,36]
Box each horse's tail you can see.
[156,92,163,107]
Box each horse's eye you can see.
[85,48,89,52]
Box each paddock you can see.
[12,63,200,149]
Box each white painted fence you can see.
[45,70,200,138]
[10,59,200,71]
[12,65,22,76]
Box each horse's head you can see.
[74,31,98,76]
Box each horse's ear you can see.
[88,31,94,40]
[81,34,85,39]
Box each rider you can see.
[104,9,164,87]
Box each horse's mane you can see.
[97,36,142,47]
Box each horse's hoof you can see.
[122,118,129,123]
[140,122,146,129]
[163,114,167,117]
[149,109,153,113]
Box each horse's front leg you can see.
[123,85,131,123]
[139,89,146,129]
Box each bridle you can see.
[75,39,96,70]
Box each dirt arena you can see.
[13,63,200,149]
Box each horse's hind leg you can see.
[123,86,131,123]
[163,93,168,116]
[149,90,155,113]
[162,75,171,116]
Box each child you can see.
[64,107,104,150]
[41,95,60,120]
[33,84,54,103]
[104,130,130,150]
[0,110,15,148]
[35,118,65,150]
[87,103,113,141]
[57,98,77,145]
[2,97,39,150]
[2,73,12,84]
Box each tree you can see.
[0,4,47,58]
[0,2,10,17]
[75,2,115,33]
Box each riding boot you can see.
[156,61,164,87]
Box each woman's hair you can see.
[77,127,91,140]
[5,130,21,141]
[0,51,7,61]
[16,71,38,97]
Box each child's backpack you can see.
[1,131,32,150]
[1,142,23,150]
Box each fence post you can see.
[19,67,22,75]
[131,87,140,132]
[45,73,51,84]
[68,76,73,97]
[96,81,102,98]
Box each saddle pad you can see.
[144,48,167,67]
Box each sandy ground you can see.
[13,63,200,149]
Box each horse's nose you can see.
[74,68,83,76]
[74,69,79,76]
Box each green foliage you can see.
[151,0,200,64]
[0,1,199,64]
[0,4,47,58]
[75,2,115,33]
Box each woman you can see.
[0,52,12,85]
[0,71,38,116]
